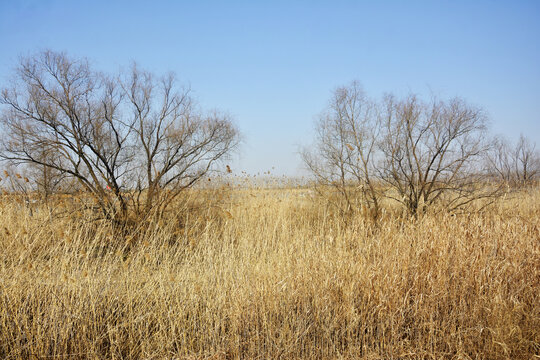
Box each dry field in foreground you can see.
[0,186,538,359]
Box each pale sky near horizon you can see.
[1,0,539,176]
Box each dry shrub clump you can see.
[0,186,538,359]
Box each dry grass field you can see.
[0,185,538,359]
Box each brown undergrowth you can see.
[0,186,538,359]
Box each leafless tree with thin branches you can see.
[303,82,504,217]
[0,50,240,223]
[377,94,500,215]
[486,134,540,187]
[301,81,382,219]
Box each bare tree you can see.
[378,95,500,215]
[485,135,514,184]
[486,134,540,186]
[303,82,503,217]
[0,50,239,223]
[301,81,382,219]
[122,66,240,219]
[514,134,540,184]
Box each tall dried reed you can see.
[0,186,538,359]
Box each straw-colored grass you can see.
[0,186,538,359]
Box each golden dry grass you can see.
[0,186,538,359]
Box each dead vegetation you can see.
[0,53,538,359]
[0,184,538,359]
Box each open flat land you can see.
[0,186,538,359]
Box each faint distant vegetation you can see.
[0,50,240,224]
[302,81,540,219]
[486,133,540,186]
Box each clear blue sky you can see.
[1,0,539,175]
